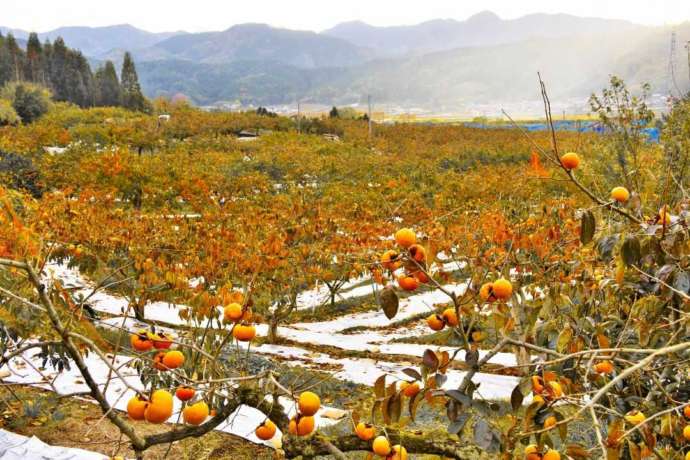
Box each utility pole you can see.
[367,94,372,140]
[297,100,301,134]
[686,41,690,86]
[668,32,681,98]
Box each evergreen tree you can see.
[120,52,148,112]
[0,32,11,86]
[26,33,43,83]
[47,37,69,101]
[70,50,94,106]
[0,33,140,109]
[94,61,121,106]
[5,34,23,81]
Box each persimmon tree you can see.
[350,78,690,460]
[1,78,689,460]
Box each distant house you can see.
[322,133,341,142]
[237,130,259,138]
[43,146,67,155]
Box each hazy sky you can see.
[4,0,690,32]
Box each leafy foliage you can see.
[0,82,51,123]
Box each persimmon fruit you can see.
[233,323,256,342]
[560,152,580,170]
[355,422,376,441]
[388,445,407,460]
[426,314,445,331]
[224,303,243,322]
[402,382,420,398]
[175,386,195,401]
[408,244,426,262]
[144,390,173,423]
[394,228,416,248]
[255,419,277,440]
[441,307,458,326]
[130,331,153,352]
[288,415,315,436]
[372,436,391,456]
[492,278,512,300]
[594,360,614,375]
[126,395,147,420]
[183,401,209,425]
[611,186,630,203]
[543,450,561,460]
[162,350,184,369]
[397,275,419,291]
[298,391,321,416]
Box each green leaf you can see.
[473,417,499,451]
[448,413,470,435]
[580,210,596,244]
[621,236,641,267]
[556,325,573,353]
[555,409,568,442]
[445,389,471,406]
[673,269,690,298]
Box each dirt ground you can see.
[0,385,276,460]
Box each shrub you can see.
[0,82,52,123]
[0,150,43,198]
[0,100,20,126]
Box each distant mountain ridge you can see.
[322,11,641,56]
[129,23,374,68]
[1,12,685,109]
[0,24,184,59]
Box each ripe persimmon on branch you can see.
[357,78,690,459]
[1,83,690,460]
[0,235,488,459]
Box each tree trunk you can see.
[267,316,280,344]
[511,301,531,370]
[133,300,145,322]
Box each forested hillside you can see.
[0,32,148,111]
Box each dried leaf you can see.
[422,349,439,371]
[379,286,399,319]
[510,385,524,412]
[402,368,422,381]
[581,210,596,244]
[621,236,641,267]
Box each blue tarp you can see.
[465,120,660,143]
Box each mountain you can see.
[137,59,342,105]
[0,26,29,38]
[131,23,373,68]
[3,13,684,111]
[322,11,641,56]
[1,24,183,59]
[135,22,688,110]
[39,25,183,58]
